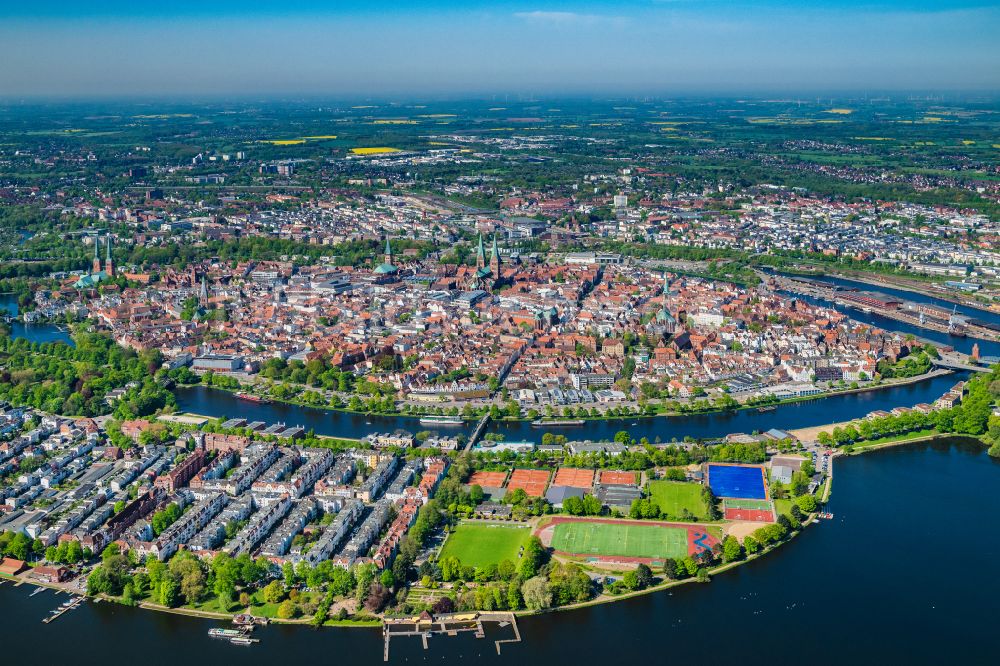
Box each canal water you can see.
[175,370,967,444]
[1,437,996,664]
[809,273,1000,328]
[773,272,1000,358]
[0,295,74,346]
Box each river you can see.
[1,437,996,664]
[0,295,74,346]
[771,272,1000,358]
[175,370,966,444]
[811,273,1000,328]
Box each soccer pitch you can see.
[550,521,689,560]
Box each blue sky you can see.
[1,2,998,96]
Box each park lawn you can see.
[648,480,708,520]
[406,587,454,604]
[439,523,533,568]
[774,499,794,520]
[551,521,689,560]
[188,596,231,613]
[851,429,937,450]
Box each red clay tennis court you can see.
[506,469,551,496]
[552,467,595,489]
[598,470,638,486]
[467,470,508,489]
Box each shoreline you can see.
[774,264,1000,317]
[177,367,956,431]
[11,433,991,631]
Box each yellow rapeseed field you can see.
[351,147,401,155]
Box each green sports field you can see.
[439,523,533,568]
[550,521,689,560]
[723,498,773,511]
[648,480,709,520]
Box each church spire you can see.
[489,233,501,275]
[384,237,393,265]
[105,235,114,276]
[92,236,102,274]
[476,233,486,269]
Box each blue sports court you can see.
[707,464,768,499]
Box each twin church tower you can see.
[92,236,115,277]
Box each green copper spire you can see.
[477,233,485,260]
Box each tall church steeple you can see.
[92,236,102,274]
[475,233,486,269]
[199,274,209,307]
[489,233,501,276]
[384,237,394,266]
[105,235,114,276]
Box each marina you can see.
[41,596,84,624]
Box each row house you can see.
[303,499,364,566]
[138,492,226,561]
[223,494,292,556]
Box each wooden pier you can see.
[382,611,520,661]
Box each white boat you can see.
[419,415,465,426]
[208,628,245,639]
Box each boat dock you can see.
[42,596,83,623]
[382,611,520,661]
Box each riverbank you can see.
[768,264,999,316]
[8,437,1000,664]
[844,431,981,455]
[177,367,955,431]
[824,270,1000,316]
[524,515,817,617]
[175,372,968,444]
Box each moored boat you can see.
[209,628,246,639]
[419,415,465,426]
[235,392,272,404]
[530,419,584,427]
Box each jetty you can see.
[382,611,520,661]
[42,596,83,624]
